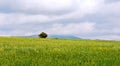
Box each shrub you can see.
[38,32,48,38]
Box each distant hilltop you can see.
[48,35,80,39]
[23,34,81,39]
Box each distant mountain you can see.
[48,35,80,39]
[23,35,38,38]
[23,34,80,39]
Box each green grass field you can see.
[0,37,120,66]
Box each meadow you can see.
[0,37,120,66]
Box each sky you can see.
[0,0,120,40]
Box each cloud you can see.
[0,0,104,26]
[0,22,95,36]
[0,0,120,40]
[0,0,103,15]
[46,22,95,35]
[98,1,120,16]
[86,35,120,40]
[105,0,120,3]
[0,0,77,15]
[0,13,64,26]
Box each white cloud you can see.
[98,1,120,16]
[46,22,95,35]
[0,13,64,26]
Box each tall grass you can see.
[0,37,120,66]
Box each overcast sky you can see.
[0,0,120,40]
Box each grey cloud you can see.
[0,0,120,40]
[105,0,120,3]
[0,0,77,15]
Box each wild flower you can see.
[0,48,4,51]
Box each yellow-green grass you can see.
[0,37,120,66]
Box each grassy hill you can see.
[0,37,120,66]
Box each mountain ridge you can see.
[23,34,80,39]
